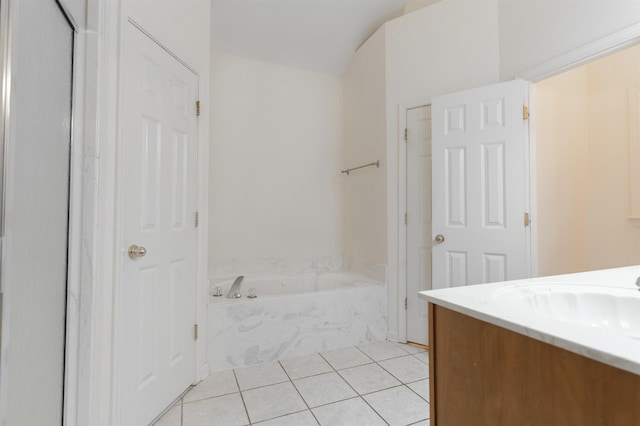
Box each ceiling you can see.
[210,0,416,75]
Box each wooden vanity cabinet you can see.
[428,303,640,426]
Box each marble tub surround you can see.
[208,274,388,371]
[209,255,387,283]
[154,341,430,426]
[209,271,383,300]
[343,256,387,283]
[209,255,344,278]
[420,265,640,375]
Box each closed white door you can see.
[119,22,198,425]
[432,80,530,289]
[406,106,432,346]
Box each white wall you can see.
[535,67,590,276]
[586,44,640,269]
[209,54,343,273]
[342,28,387,266]
[383,0,501,340]
[403,0,442,14]
[498,0,640,80]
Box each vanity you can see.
[420,266,640,426]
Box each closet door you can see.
[0,0,74,424]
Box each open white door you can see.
[118,22,198,425]
[432,80,530,289]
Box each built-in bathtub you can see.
[207,272,388,372]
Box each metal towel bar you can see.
[341,160,380,175]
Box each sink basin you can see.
[492,283,640,339]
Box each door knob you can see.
[434,234,445,244]
[128,245,147,259]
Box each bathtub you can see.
[207,272,387,372]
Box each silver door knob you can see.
[434,234,445,244]
[128,245,147,259]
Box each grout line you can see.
[278,360,322,426]
[359,391,391,426]
[233,369,253,425]
[181,389,241,405]
[188,343,428,426]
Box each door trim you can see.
[397,100,430,344]
[518,23,640,83]
[112,19,201,423]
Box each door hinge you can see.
[404,128,408,141]
[523,105,529,120]
[193,323,199,341]
[404,297,408,310]
[404,213,408,225]
[196,100,201,117]
[524,212,530,227]
[195,211,199,228]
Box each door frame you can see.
[397,100,431,344]
[111,18,205,423]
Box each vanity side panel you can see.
[431,304,640,426]
[428,303,437,425]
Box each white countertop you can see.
[419,265,640,375]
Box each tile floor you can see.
[155,341,430,426]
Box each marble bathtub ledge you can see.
[419,265,640,376]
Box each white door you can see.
[432,80,530,289]
[119,23,199,425]
[406,106,432,346]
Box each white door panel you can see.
[120,22,198,425]
[406,106,432,346]
[432,80,529,289]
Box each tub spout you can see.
[226,276,244,299]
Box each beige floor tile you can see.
[312,397,386,426]
[242,382,307,423]
[182,393,248,426]
[234,361,288,391]
[280,353,333,379]
[253,410,319,426]
[413,351,430,366]
[363,385,430,426]
[153,406,181,426]
[293,372,356,408]
[184,369,238,403]
[320,347,372,370]
[407,379,430,402]
[358,341,410,361]
[378,355,429,383]
[338,363,400,395]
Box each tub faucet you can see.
[636,276,640,291]
[226,276,244,299]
